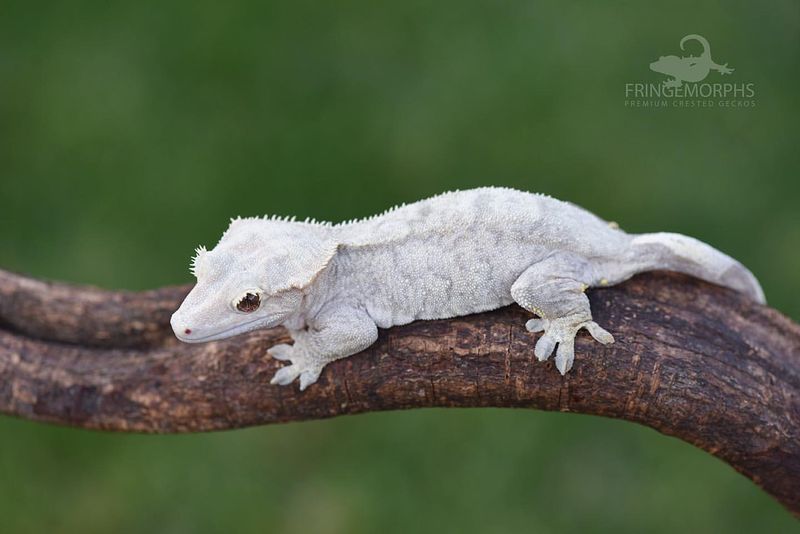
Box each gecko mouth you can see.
[175,316,280,343]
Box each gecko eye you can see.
[235,292,261,313]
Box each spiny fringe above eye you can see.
[190,245,207,277]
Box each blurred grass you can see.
[1,0,798,532]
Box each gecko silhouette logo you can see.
[624,33,756,109]
[649,34,733,87]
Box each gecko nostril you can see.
[184,328,192,335]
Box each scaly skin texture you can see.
[171,187,765,390]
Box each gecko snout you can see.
[170,312,194,341]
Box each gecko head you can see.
[649,54,682,75]
[171,218,338,343]
[170,245,305,343]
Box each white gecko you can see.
[171,187,765,390]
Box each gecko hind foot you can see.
[718,64,734,75]
[525,317,614,374]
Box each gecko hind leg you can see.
[511,252,614,374]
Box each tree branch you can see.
[0,268,798,514]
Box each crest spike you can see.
[190,245,208,277]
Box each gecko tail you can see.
[680,34,711,57]
[628,232,765,304]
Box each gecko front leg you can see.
[268,305,378,390]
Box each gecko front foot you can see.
[525,317,614,374]
[268,344,323,391]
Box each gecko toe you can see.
[555,338,575,375]
[525,318,547,333]
[534,334,556,361]
[299,368,323,391]
[270,364,301,386]
[584,322,614,345]
[267,343,294,361]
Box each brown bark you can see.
[0,268,798,515]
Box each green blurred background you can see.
[1,0,798,532]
